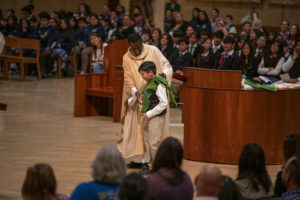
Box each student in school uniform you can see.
[169,38,193,101]
[213,36,240,70]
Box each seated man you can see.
[169,38,193,102]
[281,155,300,200]
[213,36,240,70]
[194,165,224,200]
[282,40,300,83]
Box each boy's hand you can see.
[143,114,148,119]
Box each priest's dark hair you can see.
[128,33,142,43]
[138,61,156,74]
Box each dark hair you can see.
[214,31,224,40]
[226,15,233,21]
[223,36,235,44]
[21,5,32,14]
[199,10,209,23]
[138,61,156,74]
[141,29,150,36]
[239,41,253,71]
[128,33,142,43]
[160,33,174,52]
[283,134,300,161]
[237,143,271,193]
[118,173,148,200]
[282,20,290,27]
[173,30,184,38]
[178,37,189,45]
[78,17,86,22]
[152,137,184,185]
[7,8,15,16]
[218,176,243,200]
[39,12,50,20]
[152,28,162,40]
[212,8,220,15]
[22,163,57,200]
[286,154,300,187]
[79,3,91,16]
[242,21,252,27]
[29,15,38,23]
[271,40,284,56]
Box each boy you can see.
[212,31,224,56]
[213,36,240,70]
[169,38,193,102]
[138,61,176,174]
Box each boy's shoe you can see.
[127,162,144,169]
[139,164,150,176]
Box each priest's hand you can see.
[135,91,142,104]
[159,73,166,78]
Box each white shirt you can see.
[212,41,222,54]
[146,84,168,118]
[257,56,285,76]
[129,83,168,119]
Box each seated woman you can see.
[22,163,69,200]
[145,137,194,200]
[70,146,126,200]
[196,38,214,68]
[235,143,274,199]
[159,33,175,61]
[239,41,257,79]
[89,33,107,73]
[168,12,189,36]
[149,28,162,48]
[255,40,284,83]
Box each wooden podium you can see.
[181,67,300,164]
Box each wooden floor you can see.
[0,76,282,200]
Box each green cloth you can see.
[244,79,277,92]
[141,75,177,113]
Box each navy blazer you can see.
[169,50,193,72]
[213,51,240,70]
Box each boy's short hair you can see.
[178,37,189,45]
[141,29,150,36]
[78,17,86,22]
[38,11,50,20]
[138,61,156,75]
[226,15,233,21]
[214,31,224,39]
[29,15,38,23]
[223,36,235,44]
[173,30,184,38]
[21,5,32,14]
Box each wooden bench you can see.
[0,37,41,80]
[74,40,129,122]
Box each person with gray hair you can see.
[70,146,126,200]
[194,165,224,200]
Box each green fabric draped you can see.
[141,75,177,113]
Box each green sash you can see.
[141,75,177,113]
